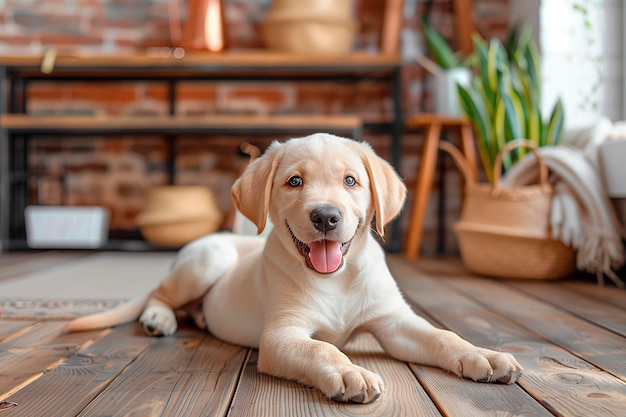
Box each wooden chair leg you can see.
[403,121,441,260]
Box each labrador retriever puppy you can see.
[66,133,522,403]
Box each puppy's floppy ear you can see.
[357,142,407,238]
[231,141,284,234]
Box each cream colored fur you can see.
[66,133,522,403]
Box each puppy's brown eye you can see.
[344,176,356,187]
[287,176,303,187]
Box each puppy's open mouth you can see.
[287,224,352,274]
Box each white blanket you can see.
[502,119,624,287]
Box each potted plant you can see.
[438,27,578,280]
[420,18,472,117]
[456,27,565,183]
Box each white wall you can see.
[597,0,623,122]
[618,2,626,118]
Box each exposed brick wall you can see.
[1,0,510,254]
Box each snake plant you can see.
[457,28,564,183]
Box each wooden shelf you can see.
[0,114,362,135]
[0,50,401,79]
[0,50,401,67]
[0,48,402,253]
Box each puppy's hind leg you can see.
[140,234,239,336]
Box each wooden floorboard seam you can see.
[223,348,254,417]
[501,281,626,338]
[559,281,626,311]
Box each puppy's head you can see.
[232,133,406,274]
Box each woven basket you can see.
[262,0,356,55]
[136,186,223,247]
[441,139,576,279]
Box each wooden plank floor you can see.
[0,252,624,417]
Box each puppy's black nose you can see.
[310,205,341,232]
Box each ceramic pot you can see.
[434,68,471,117]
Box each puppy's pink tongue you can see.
[308,240,342,273]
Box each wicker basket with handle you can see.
[440,139,576,279]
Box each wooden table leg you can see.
[403,121,441,260]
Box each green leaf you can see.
[420,18,461,69]
[516,26,532,57]
[458,84,495,183]
[521,28,541,94]
[538,116,548,147]
[545,98,565,145]
[493,97,512,170]
[510,60,527,102]
[473,34,493,100]
[528,99,541,145]
[509,85,528,138]
[487,38,501,95]
[508,84,530,158]
[504,24,520,58]
[503,94,523,139]
[503,92,524,163]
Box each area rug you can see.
[0,298,126,320]
[0,252,175,320]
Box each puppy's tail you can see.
[64,293,151,332]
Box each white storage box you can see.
[25,206,109,249]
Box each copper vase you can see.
[170,0,227,52]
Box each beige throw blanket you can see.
[503,122,624,287]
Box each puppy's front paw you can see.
[320,364,385,403]
[454,348,523,384]
[139,306,177,337]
